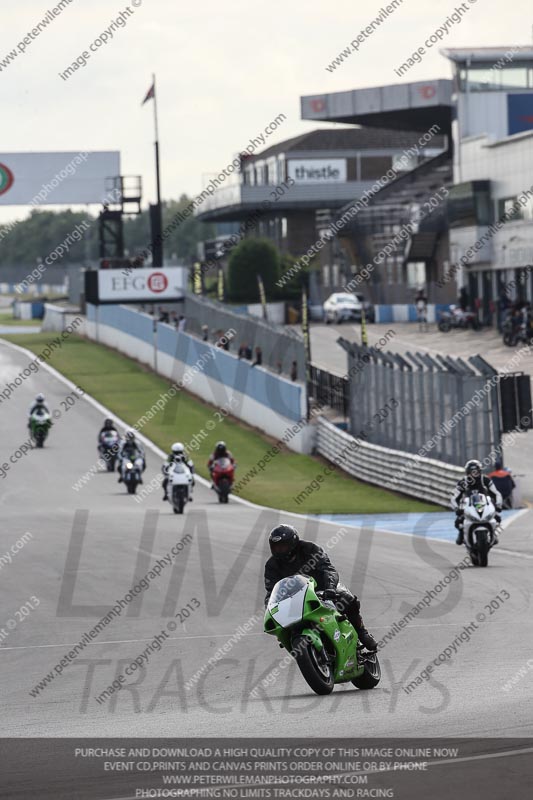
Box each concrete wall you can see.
[85,304,313,453]
[42,303,86,335]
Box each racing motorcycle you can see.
[264,575,381,695]
[121,456,144,495]
[460,492,500,567]
[438,305,480,332]
[502,317,533,347]
[167,459,193,514]
[211,457,235,504]
[98,430,120,472]
[29,408,52,448]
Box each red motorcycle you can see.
[211,457,235,503]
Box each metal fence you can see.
[308,365,349,418]
[338,337,503,467]
[183,293,306,379]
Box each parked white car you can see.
[323,292,362,324]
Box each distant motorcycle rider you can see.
[98,418,119,439]
[264,524,377,651]
[208,441,235,474]
[452,460,502,545]
[28,393,50,427]
[117,429,146,483]
[162,442,195,501]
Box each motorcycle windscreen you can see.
[268,575,309,628]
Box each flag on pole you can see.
[217,266,225,303]
[193,262,203,295]
[142,82,155,105]
[257,274,268,321]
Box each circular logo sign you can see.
[0,163,14,196]
[147,272,168,293]
[419,85,436,100]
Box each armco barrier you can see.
[316,417,463,507]
[85,304,312,453]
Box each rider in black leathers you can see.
[452,459,502,545]
[264,524,377,651]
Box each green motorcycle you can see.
[264,575,381,695]
[29,409,52,448]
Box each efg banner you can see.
[0,151,121,205]
[86,267,187,304]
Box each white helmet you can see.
[36,393,45,403]
[171,442,185,455]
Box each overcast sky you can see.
[1,0,532,224]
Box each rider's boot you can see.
[354,615,378,651]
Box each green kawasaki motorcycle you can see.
[29,408,52,448]
[264,575,381,695]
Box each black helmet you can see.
[215,441,227,456]
[104,418,114,429]
[465,459,482,479]
[269,524,299,561]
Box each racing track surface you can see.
[1,339,532,751]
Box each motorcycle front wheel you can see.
[438,320,451,332]
[475,531,490,567]
[292,635,334,695]
[352,650,381,690]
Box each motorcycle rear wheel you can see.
[438,320,451,332]
[292,635,334,695]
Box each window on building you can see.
[277,156,286,183]
[266,157,277,185]
[497,197,524,222]
[360,156,393,180]
[407,262,426,288]
[459,64,533,92]
[448,181,492,227]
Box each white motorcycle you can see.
[461,492,501,567]
[167,459,193,514]
[121,455,145,495]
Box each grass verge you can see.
[1,331,440,513]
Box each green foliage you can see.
[0,195,214,269]
[0,209,92,266]
[227,238,281,303]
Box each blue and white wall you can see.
[85,304,313,453]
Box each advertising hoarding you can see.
[87,267,187,304]
[287,158,347,183]
[0,151,120,205]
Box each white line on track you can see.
[0,619,519,654]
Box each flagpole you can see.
[152,72,162,208]
[148,72,163,267]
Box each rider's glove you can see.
[322,589,337,601]
[495,513,502,523]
